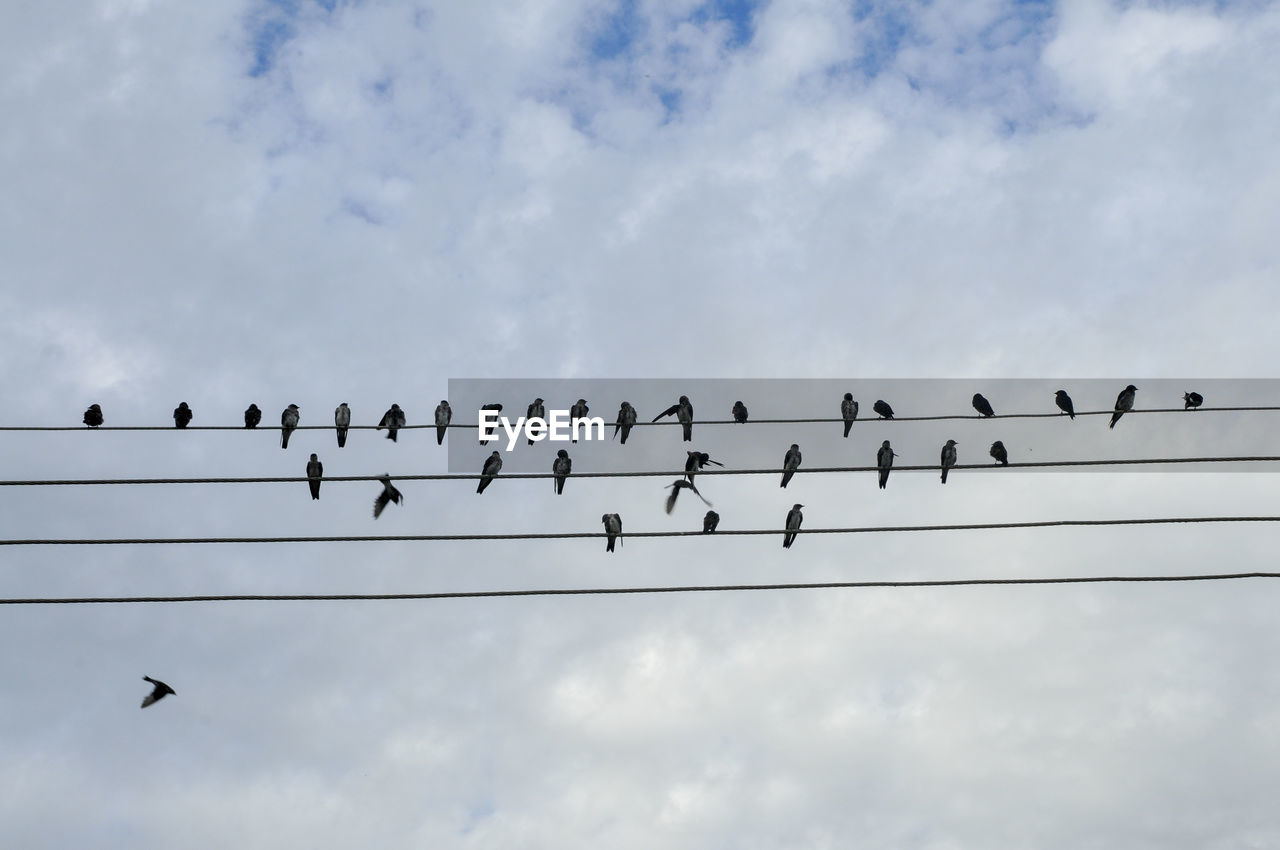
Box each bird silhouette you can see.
[1054,390,1075,419]
[173,402,192,429]
[653,395,694,441]
[783,504,804,549]
[552,449,572,495]
[989,440,1008,465]
[873,400,894,419]
[664,479,711,514]
[1109,385,1137,429]
[781,443,802,488]
[477,451,502,494]
[479,403,502,445]
[280,404,300,448]
[684,451,723,483]
[526,398,546,445]
[841,393,859,437]
[940,440,958,483]
[373,475,403,518]
[434,401,452,445]
[877,440,896,489]
[614,402,637,444]
[602,513,622,552]
[83,404,103,428]
[244,404,262,429]
[140,675,175,708]
[732,401,749,423]
[378,404,406,442]
[1184,392,1203,410]
[702,510,720,533]
[306,453,323,499]
[569,399,590,443]
[972,393,995,417]
[334,403,351,447]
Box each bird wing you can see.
[653,403,680,421]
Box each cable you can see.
[3,571,1278,604]
[3,455,1279,486]
[2,515,1277,546]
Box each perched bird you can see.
[989,440,1008,466]
[334,403,351,447]
[653,395,694,441]
[1184,392,1204,410]
[614,402,638,444]
[841,393,859,437]
[684,451,723,483]
[664,479,711,514]
[173,402,193,429]
[552,449,572,495]
[477,451,503,494]
[244,404,262,429]
[602,513,622,552]
[972,393,995,417]
[702,510,720,533]
[940,439,958,484]
[434,401,452,445]
[373,474,403,518]
[1109,385,1138,429]
[83,404,103,427]
[140,675,175,709]
[877,440,896,489]
[306,453,323,499]
[781,443,802,488]
[783,504,804,549]
[732,401,749,424]
[479,403,503,445]
[378,404,406,442]
[569,399,590,443]
[873,400,895,419]
[526,398,546,445]
[1054,390,1075,419]
[280,404,300,448]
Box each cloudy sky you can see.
[4,0,1280,846]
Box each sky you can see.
[3,0,1280,846]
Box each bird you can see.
[664,479,711,514]
[479,403,503,445]
[373,474,403,518]
[280,404,300,448]
[1184,391,1203,410]
[1109,385,1138,429]
[306,453,323,499]
[702,510,720,533]
[568,399,590,442]
[732,401,749,423]
[1054,390,1075,419]
[614,402,637,444]
[989,440,1008,465]
[334,403,351,447]
[684,451,723,483]
[244,404,262,429]
[940,439,958,483]
[378,403,406,442]
[434,401,452,445]
[783,504,804,549]
[82,404,103,427]
[173,402,193,429]
[781,443,802,488]
[841,393,859,437]
[477,451,502,494]
[877,440,896,489]
[873,400,894,419]
[552,449,572,494]
[526,398,546,445]
[140,675,175,709]
[602,513,622,552]
[653,395,694,441]
[972,393,995,417]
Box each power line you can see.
[3,515,1278,546]
[4,570,1278,604]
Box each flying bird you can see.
[306,453,323,499]
[940,439,958,483]
[972,393,995,417]
[732,401,749,423]
[1184,391,1203,410]
[434,401,451,445]
[653,395,694,441]
[664,479,711,514]
[477,451,503,494]
[1109,385,1138,429]
[841,393,859,437]
[989,440,1008,466]
[280,404,300,448]
[614,402,637,444]
[877,440,896,489]
[569,399,590,443]
[526,398,546,445]
[780,443,802,488]
[602,513,622,552]
[373,474,403,518]
[552,449,572,495]
[702,510,720,533]
[873,400,894,419]
[244,404,262,429]
[1054,390,1075,419]
[173,402,192,429]
[334,403,351,447]
[378,404,406,442]
[684,451,723,483]
[479,403,502,445]
[83,404,103,427]
[140,675,175,709]
[783,504,804,549]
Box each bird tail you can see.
[607,537,615,552]
[1069,412,1075,420]
[783,534,793,549]
[879,469,888,489]
[941,468,949,484]
[388,431,397,442]
[843,421,852,438]
[437,427,446,445]
[555,479,564,495]
[780,472,793,488]
[1109,414,1120,428]
[281,431,290,449]
[477,479,489,494]
[682,424,692,441]
[337,430,347,447]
